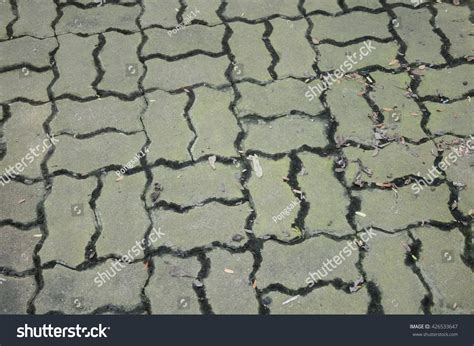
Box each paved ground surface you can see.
[0,0,473,315]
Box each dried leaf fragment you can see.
[247,154,263,178]
[208,155,217,170]
[224,268,234,274]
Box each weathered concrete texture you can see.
[316,41,399,72]
[143,25,224,57]
[0,2,14,40]
[327,78,374,144]
[270,18,315,78]
[344,141,436,184]
[146,255,201,314]
[304,0,342,14]
[144,55,228,90]
[0,182,43,223]
[354,185,454,231]
[298,153,352,236]
[185,0,222,25]
[363,230,427,314]
[369,71,426,141]
[417,65,474,99]
[151,202,249,251]
[12,0,56,38]
[35,260,147,314]
[425,100,474,137]
[99,32,142,95]
[1,102,51,179]
[224,0,300,20]
[56,4,140,35]
[0,226,40,272]
[412,227,473,314]
[143,90,193,162]
[150,162,243,207]
[52,98,145,135]
[95,173,150,257]
[257,236,360,289]
[205,249,258,314]
[41,176,96,266]
[247,157,300,241]
[393,7,444,64]
[48,132,146,174]
[53,34,98,98]
[190,87,239,158]
[242,116,328,154]
[0,37,56,67]
[435,4,474,59]
[0,275,36,314]
[266,286,370,314]
[0,70,52,103]
[228,22,271,82]
[140,0,179,28]
[311,12,390,42]
[236,79,324,117]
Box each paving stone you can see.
[247,157,300,241]
[0,70,52,103]
[393,7,444,64]
[144,55,228,90]
[143,25,224,57]
[99,32,142,95]
[298,153,352,236]
[52,97,145,136]
[411,227,473,314]
[35,260,147,314]
[317,41,399,72]
[363,230,427,314]
[140,0,180,28]
[417,65,474,99]
[242,116,328,154]
[0,36,56,67]
[236,79,325,117]
[12,0,56,38]
[434,4,473,59]
[266,286,370,314]
[53,34,98,98]
[224,0,300,20]
[142,90,193,162]
[146,255,201,314]
[344,141,437,184]
[368,71,426,141]
[257,236,361,289]
[0,225,40,272]
[354,184,454,231]
[205,249,258,314]
[304,0,341,14]
[56,4,140,35]
[311,12,391,42]
[151,202,249,251]
[41,176,96,266]
[270,18,315,78]
[0,182,43,223]
[189,87,239,158]
[185,0,221,25]
[0,1,14,40]
[1,102,51,179]
[425,100,474,137]
[48,132,146,174]
[0,275,36,314]
[150,162,242,207]
[228,22,271,82]
[95,172,150,257]
[327,78,375,144]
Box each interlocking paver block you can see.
[140,0,179,28]
[425,100,474,137]
[304,0,341,14]
[0,182,43,223]
[185,0,221,25]
[150,162,242,207]
[41,176,96,266]
[224,0,300,20]
[53,34,98,98]
[0,226,40,272]
[12,0,56,38]
[151,202,249,251]
[0,37,56,67]
[417,65,474,99]
[205,249,258,314]
[0,70,52,103]
[0,275,36,314]
[190,87,239,158]
[298,153,352,236]
[242,116,328,154]
[0,2,14,40]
